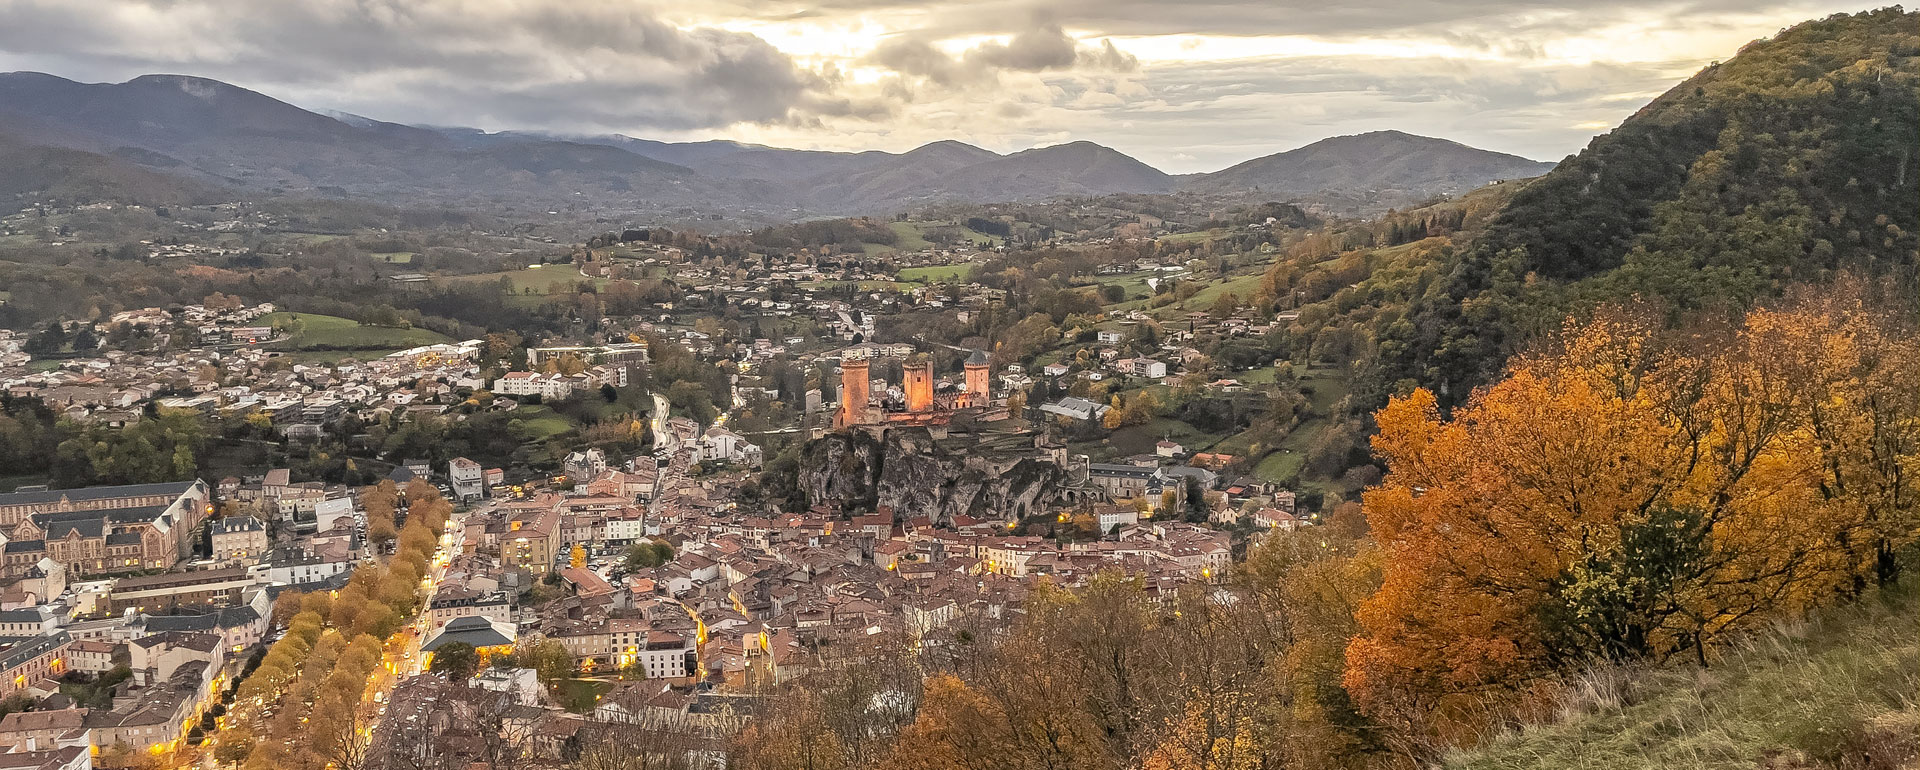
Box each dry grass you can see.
[1445,582,1920,770]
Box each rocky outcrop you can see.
[795,428,1064,525]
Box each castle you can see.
[834,347,1000,434]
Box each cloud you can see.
[868,19,1137,88]
[966,23,1081,71]
[689,0,1844,42]
[0,0,867,131]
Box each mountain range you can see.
[0,71,1556,221]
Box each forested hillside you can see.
[1368,8,1918,407]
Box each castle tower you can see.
[963,349,991,407]
[904,358,935,413]
[838,358,870,428]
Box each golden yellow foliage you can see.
[1346,296,1920,739]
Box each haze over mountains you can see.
[0,71,1556,222]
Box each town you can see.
[0,252,1316,769]
[3,9,1914,768]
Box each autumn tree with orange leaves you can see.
[1346,292,1920,748]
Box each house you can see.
[1155,440,1184,458]
[66,639,117,675]
[0,633,70,695]
[0,709,91,756]
[427,588,514,630]
[84,659,214,755]
[1129,359,1168,379]
[1253,507,1310,531]
[1095,506,1140,533]
[208,516,268,567]
[698,427,762,469]
[1088,463,1156,499]
[1040,363,1070,377]
[448,457,484,501]
[1096,331,1124,344]
[563,449,608,482]
[471,667,544,706]
[1040,397,1109,422]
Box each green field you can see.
[261,312,450,353]
[1236,366,1281,385]
[1249,368,1351,485]
[799,280,912,292]
[1160,229,1224,244]
[372,252,415,264]
[511,405,575,440]
[275,349,407,365]
[442,266,603,295]
[1091,272,1156,303]
[284,233,347,244]
[860,220,1003,255]
[889,221,932,252]
[1175,271,1266,313]
[898,264,971,283]
[1107,417,1217,457]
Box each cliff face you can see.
[795,428,1063,524]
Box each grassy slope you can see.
[1447,582,1919,770]
[861,220,1003,255]
[441,266,602,294]
[262,311,450,351]
[898,264,970,282]
[510,405,575,440]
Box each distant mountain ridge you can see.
[0,71,1556,219]
[1182,129,1556,203]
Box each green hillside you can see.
[1447,581,1918,770]
[0,133,219,205]
[1381,8,1919,406]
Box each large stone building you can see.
[0,481,210,579]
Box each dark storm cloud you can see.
[0,0,868,131]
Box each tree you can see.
[213,724,254,766]
[626,541,673,570]
[1346,304,1917,747]
[362,481,400,549]
[519,637,576,683]
[429,641,481,681]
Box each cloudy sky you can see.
[0,0,1881,172]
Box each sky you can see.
[0,0,1884,172]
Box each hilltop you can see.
[1365,7,1919,407]
[1182,130,1556,211]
